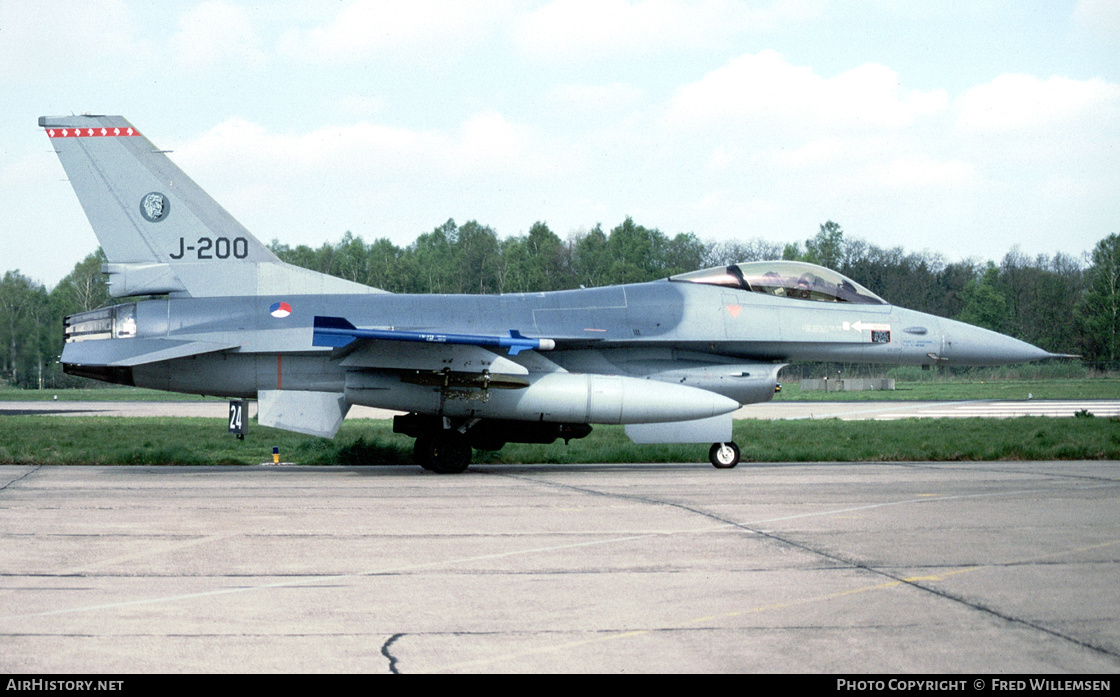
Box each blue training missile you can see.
[313,316,556,355]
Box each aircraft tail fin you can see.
[40,115,380,298]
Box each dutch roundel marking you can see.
[270,302,292,319]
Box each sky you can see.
[2,0,1118,288]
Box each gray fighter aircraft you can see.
[43,115,1057,472]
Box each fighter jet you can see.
[43,115,1057,472]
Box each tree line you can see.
[3,217,1118,388]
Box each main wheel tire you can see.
[426,432,472,474]
[413,436,434,470]
[709,442,740,469]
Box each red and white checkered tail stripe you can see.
[46,126,140,138]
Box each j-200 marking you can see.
[169,236,250,260]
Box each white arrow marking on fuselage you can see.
[843,320,891,332]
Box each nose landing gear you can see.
[709,442,741,469]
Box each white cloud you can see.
[546,83,646,113]
[517,0,704,57]
[955,74,1120,133]
[652,51,1120,259]
[949,73,1120,234]
[457,111,530,166]
[169,2,267,70]
[666,51,949,132]
[0,0,153,81]
[278,0,510,61]
[514,0,824,60]
[854,155,976,191]
[176,117,445,179]
[738,134,975,196]
[1073,0,1120,39]
[167,113,542,241]
[753,137,864,170]
[331,94,387,119]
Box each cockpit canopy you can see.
[670,260,886,305]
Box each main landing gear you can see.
[398,414,740,473]
[412,431,472,475]
[396,414,594,475]
[709,442,741,469]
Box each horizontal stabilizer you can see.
[61,338,239,368]
[313,316,555,355]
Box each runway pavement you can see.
[1,461,1118,673]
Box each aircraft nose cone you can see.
[939,318,1054,366]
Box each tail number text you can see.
[170,237,249,260]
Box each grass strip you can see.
[0,415,1117,466]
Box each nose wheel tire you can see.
[709,442,740,469]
